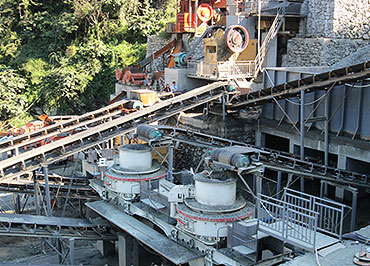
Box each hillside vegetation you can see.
[0,0,175,128]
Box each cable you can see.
[285,92,327,106]
[345,83,370,88]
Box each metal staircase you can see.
[253,5,285,77]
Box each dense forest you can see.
[0,0,175,128]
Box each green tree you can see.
[0,66,28,122]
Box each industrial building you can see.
[1,0,370,265]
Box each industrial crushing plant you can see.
[1,0,370,265]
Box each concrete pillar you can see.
[97,240,115,256]
[262,33,278,68]
[118,234,139,266]
[255,131,265,147]
[350,189,358,232]
[335,154,346,200]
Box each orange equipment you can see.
[123,71,146,86]
[197,3,215,22]
[20,120,45,134]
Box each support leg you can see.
[255,174,263,218]
[97,240,115,256]
[300,89,305,192]
[42,165,52,216]
[56,239,62,264]
[69,238,75,265]
[168,145,174,182]
[276,171,282,199]
[118,234,139,266]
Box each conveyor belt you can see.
[0,82,228,179]
[229,61,370,108]
[147,126,370,189]
[0,178,96,200]
[0,213,116,240]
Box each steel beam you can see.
[300,90,305,192]
[149,126,370,189]
[350,188,358,232]
[42,166,52,216]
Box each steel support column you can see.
[324,91,330,166]
[33,170,41,215]
[42,165,52,216]
[276,171,282,199]
[256,173,263,218]
[350,188,358,232]
[13,186,20,214]
[69,238,75,265]
[56,239,62,264]
[300,90,305,192]
[222,94,226,121]
[168,145,174,182]
[320,180,326,198]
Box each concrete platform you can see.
[260,221,339,252]
[281,225,370,266]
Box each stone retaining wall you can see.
[283,0,370,67]
[146,35,175,71]
[305,0,370,40]
[282,38,369,67]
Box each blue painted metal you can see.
[262,77,370,140]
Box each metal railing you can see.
[284,188,346,239]
[187,60,256,80]
[258,193,318,250]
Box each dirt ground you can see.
[0,237,118,265]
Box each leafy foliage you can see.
[0,66,28,121]
[0,0,175,126]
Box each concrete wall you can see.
[164,68,209,92]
